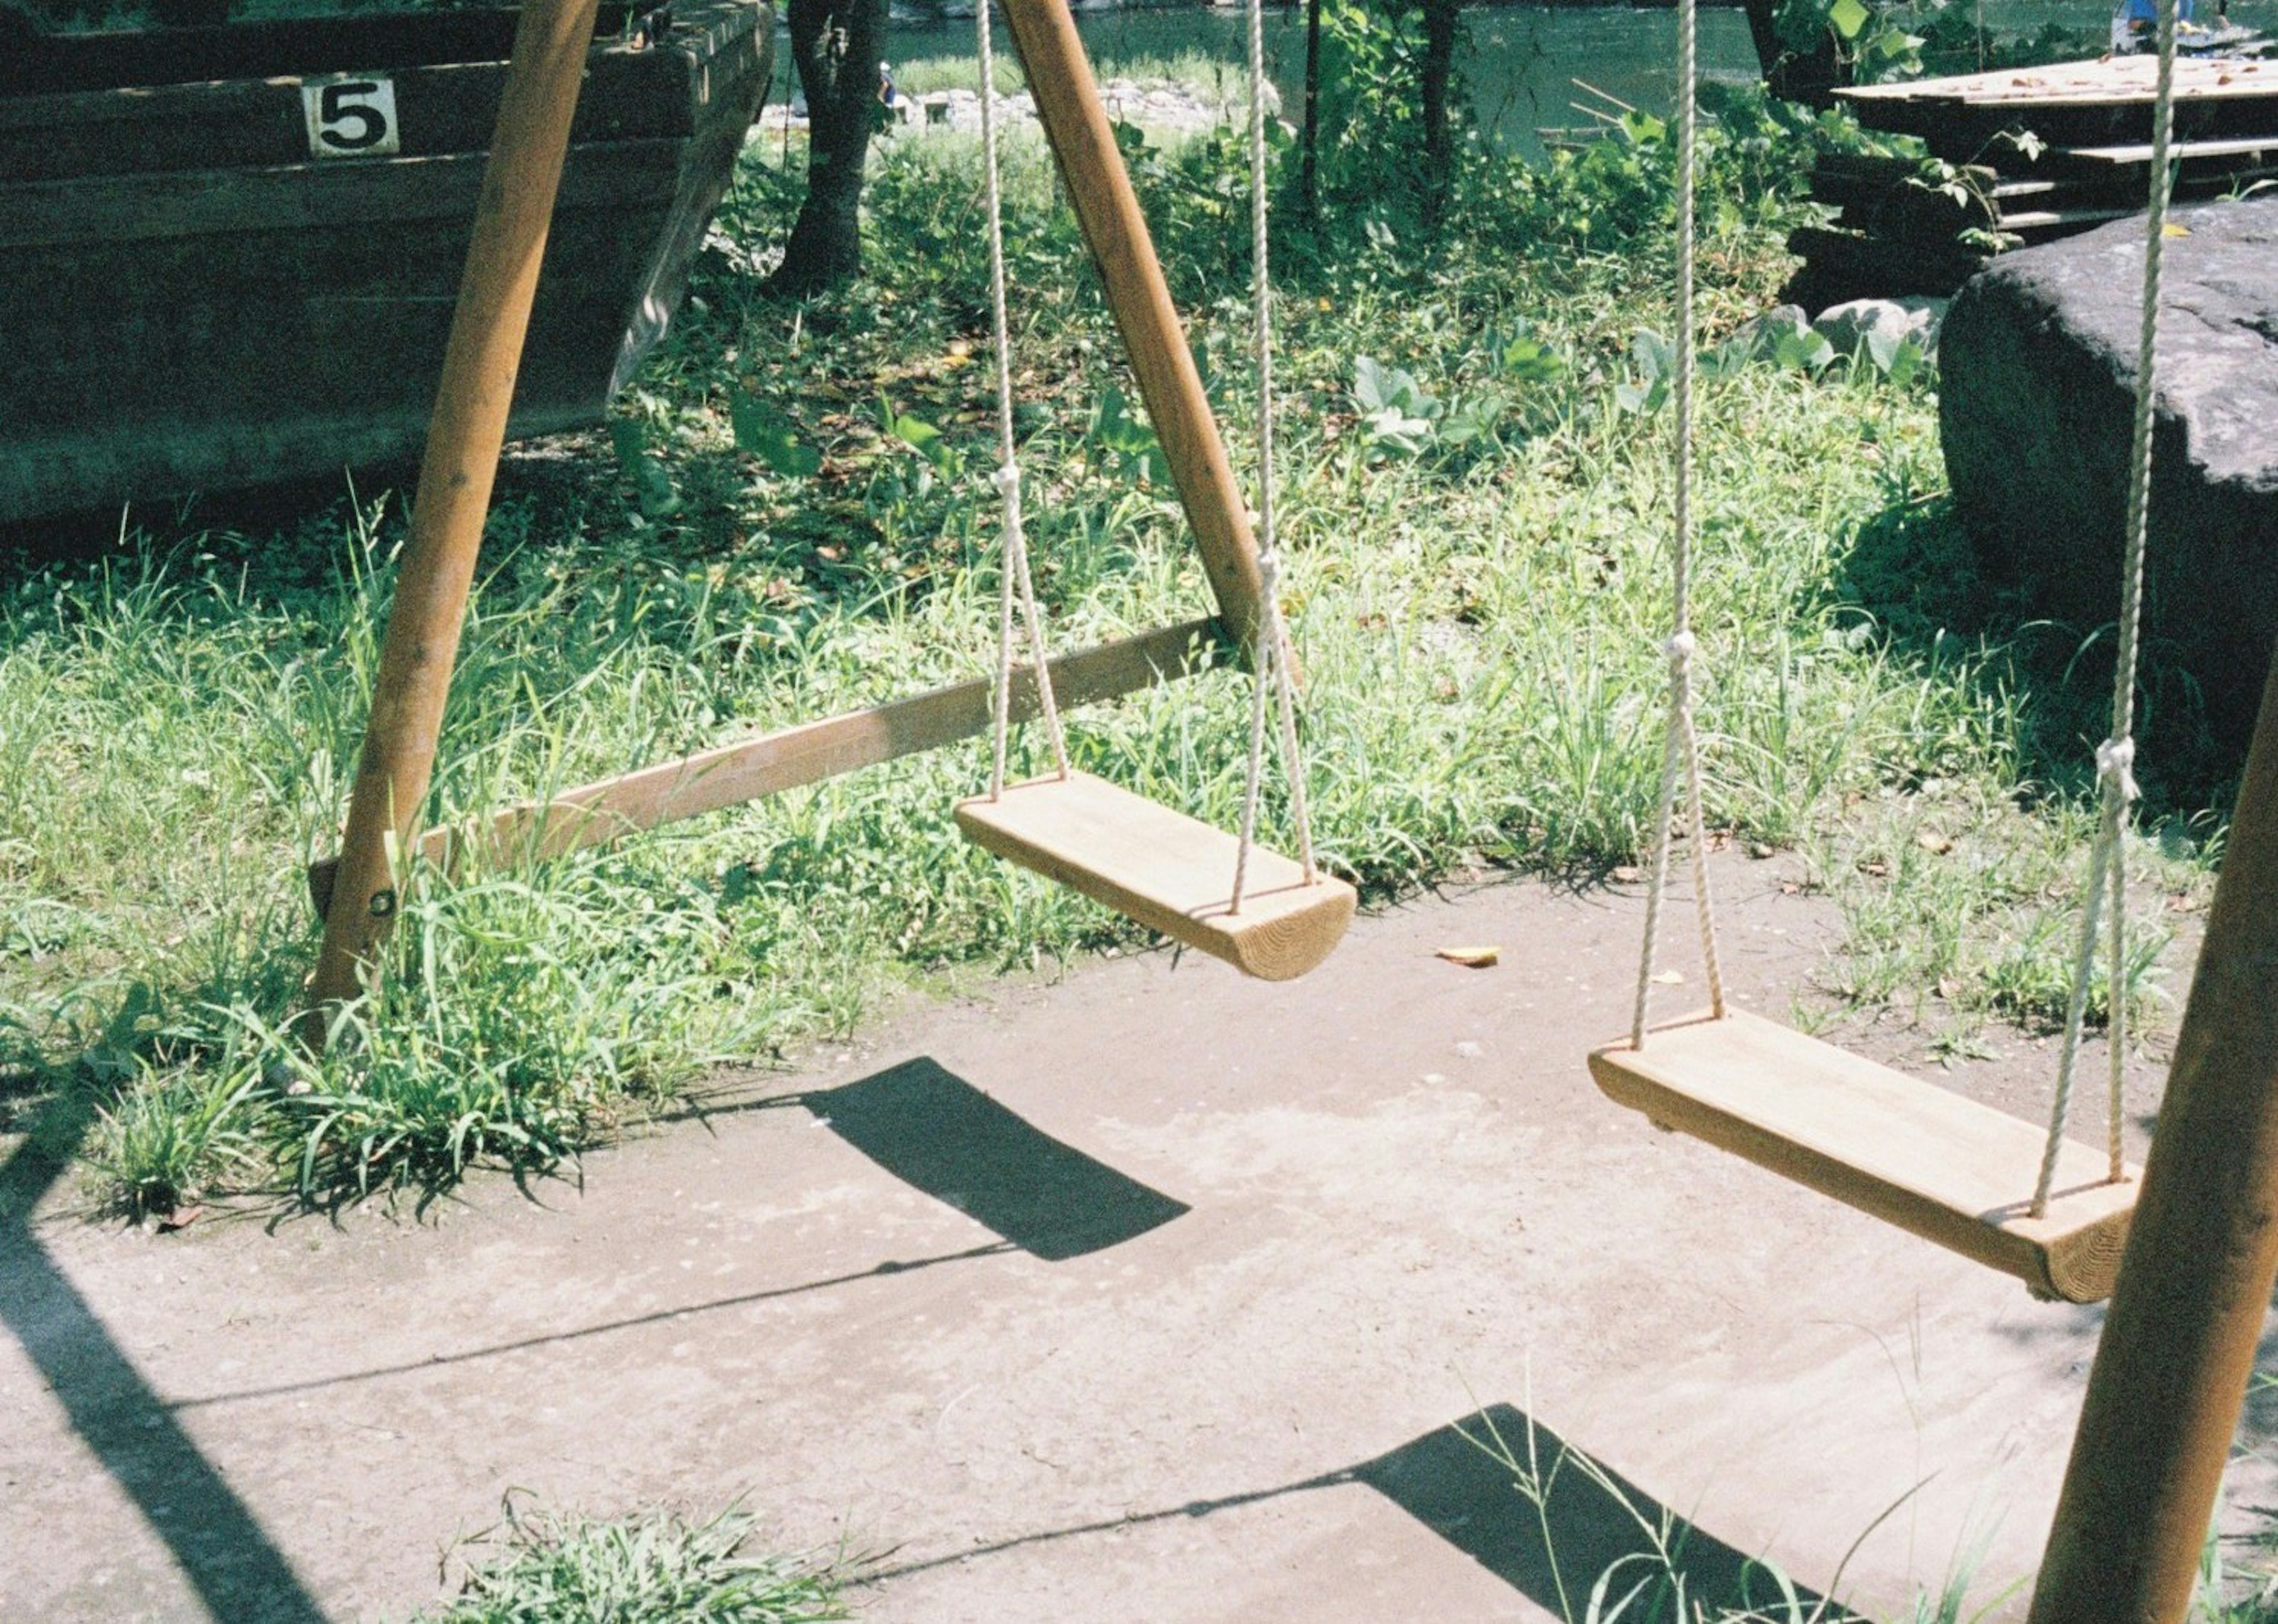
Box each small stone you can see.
[1813,296,1943,358]
[1726,303,1811,364]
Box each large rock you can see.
[1940,196,2278,750]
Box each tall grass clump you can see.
[413,1501,847,1624]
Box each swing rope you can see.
[977,0,1316,894]
[1628,0,1727,1050]
[1626,0,2175,1218]
[2030,0,2176,1217]
[1229,0,1319,912]
[979,0,1070,800]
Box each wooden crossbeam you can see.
[307,616,1221,915]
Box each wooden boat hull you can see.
[0,2,772,525]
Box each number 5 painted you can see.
[303,75,400,158]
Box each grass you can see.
[411,1499,848,1624]
[888,45,1243,105]
[1469,1393,2276,1622]
[0,87,2229,1222]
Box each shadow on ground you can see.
[806,1057,1190,1260]
[1832,489,2233,810]
[868,1403,1836,1618]
[0,1096,329,1622]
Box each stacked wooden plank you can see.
[1793,53,2278,297]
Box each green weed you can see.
[412,1499,847,1624]
[0,86,2226,1213]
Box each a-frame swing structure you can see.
[289,1,2278,1612]
[304,0,1349,1016]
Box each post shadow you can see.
[0,1094,329,1623]
[173,1238,1013,1412]
[806,1058,1188,1261]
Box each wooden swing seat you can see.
[955,769,1355,982]
[1590,1008,2140,1303]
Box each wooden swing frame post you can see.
[306,0,603,1020]
[999,0,1270,651]
[306,0,1270,1008]
[2029,654,2278,1622]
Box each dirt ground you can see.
[2,856,2261,1623]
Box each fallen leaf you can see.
[2164,222,2192,238]
[1611,865,1643,883]
[1437,945,1500,969]
[157,1205,203,1233]
[1652,969,1685,985]
[1937,977,1963,1001]
[1916,832,1955,855]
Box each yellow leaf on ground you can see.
[1437,945,1500,969]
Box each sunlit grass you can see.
[0,109,2226,1217]
[411,1501,848,1624]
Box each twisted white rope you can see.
[1630,0,1727,1049]
[978,0,1068,798]
[2031,0,2175,1214]
[1229,0,1319,912]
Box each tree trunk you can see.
[1299,0,1323,218]
[1741,0,1843,106]
[772,0,889,295]
[1419,0,1458,224]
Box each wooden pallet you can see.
[1831,52,2278,161]
[1792,74,2278,298]
[1842,53,2278,109]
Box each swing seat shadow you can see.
[1355,1405,1843,1619]
[868,1401,1842,1615]
[807,1058,1188,1260]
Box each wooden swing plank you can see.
[1590,1008,2140,1303]
[955,770,1354,982]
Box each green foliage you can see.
[731,394,823,480]
[1305,0,1434,209]
[86,1051,265,1217]
[1768,0,2102,91]
[414,1501,847,1624]
[0,67,2227,1218]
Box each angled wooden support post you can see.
[2028,652,2278,1623]
[998,0,1270,652]
[306,0,603,1028]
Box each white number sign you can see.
[303,75,401,160]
